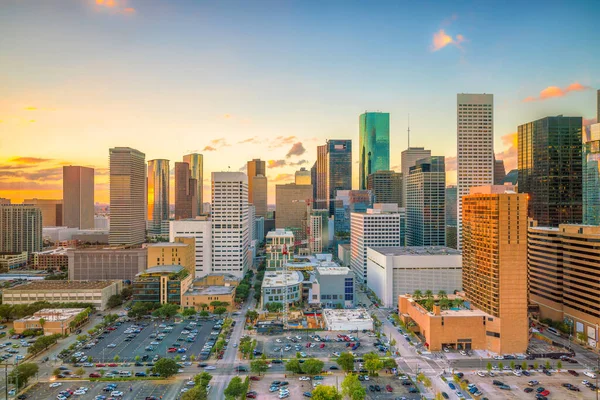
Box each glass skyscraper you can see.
[359,112,390,190]
[147,159,170,236]
[325,139,352,215]
[583,124,600,225]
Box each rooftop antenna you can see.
[407,113,411,148]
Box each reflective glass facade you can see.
[326,140,352,215]
[359,112,390,189]
[147,159,170,236]
[583,137,600,225]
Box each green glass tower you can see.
[359,112,390,189]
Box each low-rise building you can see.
[145,240,195,275]
[322,308,373,331]
[3,280,122,311]
[182,286,236,311]
[0,251,28,271]
[367,246,462,308]
[266,229,295,271]
[68,247,147,282]
[261,270,303,309]
[312,265,355,308]
[337,243,351,268]
[13,308,87,335]
[192,273,240,288]
[132,265,193,305]
[32,247,71,270]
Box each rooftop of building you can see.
[138,265,185,276]
[316,265,351,275]
[322,308,373,323]
[339,243,351,250]
[401,295,489,318]
[370,246,462,256]
[145,242,190,248]
[15,308,85,323]
[262,270,304,288]
[5,280,117,291]
[0,251,28,257]
[185,286,235,296]
[33,247,72,255]
[195,273,240,281]
[266,229,295,238]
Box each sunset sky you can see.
[1,0,598,204]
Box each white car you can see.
[186,380,195,386]
[299,376,310,381]
[50,382,63,388]
[476,371,486,377]
[57,396,67,400]
[111,391,123,397]
[584,371,597,379]
[296,336,302,340]
[151,341,160,345]
[512,370,522,376]
[178,369,184,373]
[182,355,187,361]
[276,339,282,343]
[459,350,467,356]
[233,343,238,348]
[583,380,590,386]
[74,390,86,395]
[180,388,189,393]
[205,365,216,370]
[107,343,117,348]
[493,355,504,360]
[286,336,292,340]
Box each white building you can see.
[94,215,110,230]
[261,270,304,309]
[322,308,373,331]
[457,93,494,249]
[248,205,256,242]
[266,229,295,271]
[43,226,79,243]
[366,246,462,308]
[401,147,431,208]
[169,217,212,278]
[350,204,406,284]
[211,172,250,278]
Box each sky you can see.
[1,0,598,204]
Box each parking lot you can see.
[359,374,421,400]
[247,373,329,400]
[0,323,35,365]
[83,318,217,363]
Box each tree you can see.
[364,352,383,375]
[577,331,588,343]
[412,290,422,300]
[533,362,539,370]
[224,376,244,398]
[9,363,39,389]
[114,355,120,363]
[195,371,212,388]
[285,358,302,374]
[135,355,141,362]
[424,290,434,299]
[301,358,325,375]
[199,310,209,317]
[107,294,123,309]
[152,358,179,378]
[53,368,62,376]
[182,386,207,400]
[498,362,504,370]
[153,303,179,319]
[424,298,435,311]
[521,361,527,370]
[342,374,366,400]
[336,352,355,372]
[312,385,342,400]
[245,310,258,322]
[557,361,562,370]
[439,298,451,310]
[39,317,46,329]
[437,290,447,299]
[266,302,283,313]
[214,307,227,316]
[76,367,85,376]
[544,360,551,370]
[121,286,133,299]
[509,361,515,370]
[250,358,269,376]
[383,358,397,370]
[486,362,492,373]
[198,303,208,311]
[182,308,197,317]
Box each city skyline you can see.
[1,1,599,204]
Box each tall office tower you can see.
[584,123,600,224]
[275,183,313,240]
[295,167,311,185]
[211,172,249,278]
[493,159,506,185]
[359,112,390,190]
[311,161,317,202]
[315,145,328,210]
[169,217,212,278]
[518,116,583,226]
[334,190,373,237]
[350,204,406,284]
[309,209,330,253]
[597,89,600,122]
[457,93,494,249]
[182,153,203,215]
[0,204,42,254]
[406,156,446,246]
[248,204,256,243]
[109,147,146,246]
[528,221,600,348]
[462,185,528,353]
[445,186,458,249]
[401,147,431,208]
[324,140,352,215]
[367,170,402,206]
[23,199,63,227]
[251,175,268,217]
[247,159,266,203]
[255,217,265,244]
[147,159,170,236]
[63,166,94,229]
[174,162,198,220]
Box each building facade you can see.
[518,116,583,226]
[275,183,312,239]
[359,112,390,190]
[14,308,88,335]
[313,265,354,308]
[183,153,204,215]
[63,166,94,229]
[445,185,458,249]
[133,265,192,305]
[261,270,303,309]
[23,199,63,227]
[146,240,195,275]
[406,156,446,246]
[583,123,600,225]
[295,168,311,185]
[266,229,295,271]
[494,159,506,185]
[32,247,70,270]
[109,147,146,246]
[401,147,431,208]
[68,248,147,282]
[0,251,28,271]
[171,218,212,278]
[147,159,170,236]
[0,204,43,254]
[174,162,198,220]
[251,175,268,217]
[367,170,402,207]
[457,94,494,249]
[324,140,352,215]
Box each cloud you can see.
[202,146,217,152]
[268,160,287,168]
[495,132,518,171]
[286,142,306,158]
[238,136,261,145]
[0,167,63,182]
[202,138,229,152]
[523,81,592,102]
[10,157,53,164]
[431,29,465,52]
[271,174,293,183]
[269,136,297,149]
[289,160,308,167]
[445,156,457,172]
[94,0,136,15]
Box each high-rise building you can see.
[406,156,446,246]
[518,116,583,226]
[310,161,317,203]
[182,153,203,215]
[147,159,170,236]
[275,183,312,240]
[174,162,198,220]
[309,209,330,253]
[247,159,266,203]
[350,204,406,284]
[315,144,328,210]
[457,94,494,249]
[334,190,373,237]
[445,186,457,249]
[295,167,311,185]
[266,229,295,271]
[68,247,147,281]
[359,112,390,190]
[321,140,352,215]
[23,199,63,227]
[462,185,528,354]
[367,170,402,207]
[248,204,255,245]
[109,147,146,246]
[597,89,600,122]
[401,147,431,208]
[582,122,600,225]
[0,204,43,254]
[255,217,265,244]
[169,217,212,278]
[251,175,268,217]
[63,166,94,229]
[493,159,506,185]
[528,221,600,350]
[211,172,249,278]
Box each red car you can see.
[386,385,393,392]
[168,348,177,353]
[107,363,118,367]
[540,390,550,396]
[246,394,256,399]
[320,343,325,348]
[106,327,116,331]
[250,376,261,381]
[89,372,101,378]
[95,363,106,367]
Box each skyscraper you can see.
[109,147,146,246]
[251,175,268,217]
[321,139,352,215]
[0,204,42,254]
[211,172,249,278]
[311,162,317,203]
[457,93,494,249]
[275,183,312,240]
[182,153,203,215]
[584,123,600,224]
[63,166,94,229]
[315,145,327,210]
[406,156,446,246]
[359,112,390,190]
[147,159,170,236]
[493,158,506,185]
[23,199,62,227]
[401,147,431,208]
[295,167,311,185]
[247,159,266,203]
[518,116,583,226]
[174,162,198,220]
[445,185,457,249]
[367,170,402,207]
[334,190,373,237]
[462,185,528,353]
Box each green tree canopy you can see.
[363,352,383,375]
[336,352,355,372]
[224,376,244,398]
[285,358,302,374]
[181,386,207,400]
[152,358,179,378]
[312,385,342,400]
[383,358,397,370]
[301,358,324,375]
[182,308,197,317]
[194,371,212,388]
[265,302,283,312]
[214,307,227,316]
[250,358,269,376]
[9,363,39,389]
[106,294,123,309]
[341,373,366,400]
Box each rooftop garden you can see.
[412,290,465,313]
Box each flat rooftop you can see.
[262,271,303,288]
[145,242,189,248]
[6,280,117,291]
[17,308,84,322]
[316,265,351,275]
[33,247,71,255]
[322,308,373,323]
[185,286,235,296]
[266,229,294,238]
[140,265,185,275]
[370,246,462,256]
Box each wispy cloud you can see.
[238,136,262,145]
[523,82,592,102]
[269,136,297,149]
[495,132,518,171]
[270,174,293,183]
[202,146,217,152]
[202,138,229,152]
[431,29,465,52]
[286,142,306,158]
[94,0,136,15]
[268,160,287,168]
[289,160,308,167]
[10,157,53,164]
